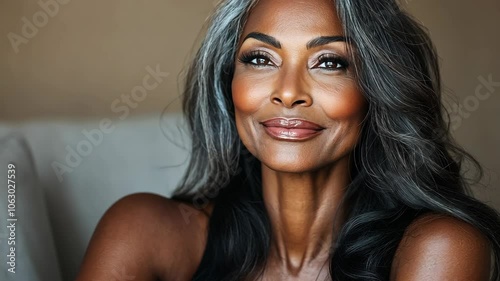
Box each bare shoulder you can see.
[76,192,214,281]
[390,212,492,281]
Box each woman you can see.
[76,0,500,280]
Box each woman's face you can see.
[232,0,368,173]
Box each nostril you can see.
[272,97,308,108]
[293,100,307,106]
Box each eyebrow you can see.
[242,32,348,49]
[306,36,348,49]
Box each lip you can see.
[260,118,325,141]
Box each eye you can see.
[238,51,276,68]
[314,54,349,71]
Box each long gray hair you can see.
[172,0,259,205]
[171,0,500,280]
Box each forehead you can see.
[242,0,343,38]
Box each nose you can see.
[270,66,312,108]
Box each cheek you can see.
[231,74,264,155]
[319,82,367,121]
[231,73,267,115]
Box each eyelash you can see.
[315,54,350,71]
[238,51,275,68]
[238,51,350,71]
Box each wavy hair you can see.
[171,0,500,280]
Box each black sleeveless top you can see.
[188,172,270,281]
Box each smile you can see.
[260,118,325,141]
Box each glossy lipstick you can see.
[260,118,324,141]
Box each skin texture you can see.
[232,0,366,279]
[390,213,492,281]
[75,0,492,280]
[75,193,213,281]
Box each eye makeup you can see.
[238,50,277,68]
[237,50,350,72]
[313,53,350,71]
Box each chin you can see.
[260,158,321,174]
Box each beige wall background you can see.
[1,0,218,120]
[1,0,499,210]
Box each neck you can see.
[261,158,350,276]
